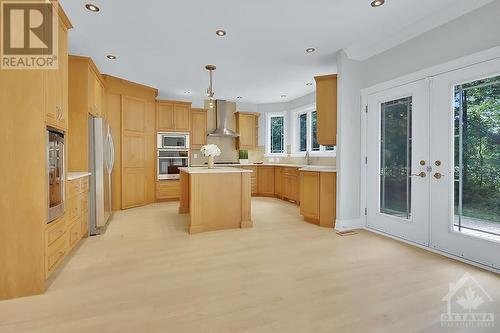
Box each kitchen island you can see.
[178,167,253,234]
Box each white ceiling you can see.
[60,0,493,105]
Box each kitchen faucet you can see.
[306,151,311,165]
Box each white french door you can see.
[366,79,430,246]
[366,58,500,270]
[430,58,500,269]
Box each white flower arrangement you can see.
[200,144,221,157]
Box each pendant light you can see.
[205,65,216,108]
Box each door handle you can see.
[433,172,444,179]
[411,172,426,178]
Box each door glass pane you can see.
[454,75,500,241]
[380,97,412,219]
[270,116,284,154]
[299,113,307,151]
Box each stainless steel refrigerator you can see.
[88,116,115,235]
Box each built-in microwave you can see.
[157,132,190,149]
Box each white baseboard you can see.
[335,218,365,232]
[365,227,500,274]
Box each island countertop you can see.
[179,167,253,174]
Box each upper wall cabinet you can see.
[314,74,337,146]
[68,56,105,171]
[156,100,191,132]
[45,12,71,130]
[88,67,104,117]
[191,108,208,149]
[235,112,259,150]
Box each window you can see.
[267,114,286,155]
[299,113,307,152]
[453,75,500,240]
[293,107,335,155]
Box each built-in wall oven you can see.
[157,132,190,180]
[47,128,65,223]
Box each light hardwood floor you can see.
[0,198,498,333]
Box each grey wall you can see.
[336,0,500,225]
[257,92,317,147]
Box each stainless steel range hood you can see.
[208,100,239,137]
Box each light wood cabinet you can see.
[156,100,191,132]
[122,96,147,209]
[67,176,89,238]
[156,180,180,200]
[235,112,259,150]
[103,75,158,211]
[45,16,69,130]
[240,166,258,194]
[300,172,320,222]
[282,168,300,203]
[157,102,174,130]
[44,175,88,279]
[45,229,68,278]
[68,56,105,171]
[258,166,275,195]
[190,108,208,149]
[315,74,337,146]
[0,2,72,300]
[319,173,336,228]
[299,171,336,228]
[88,67,104,117]
[274,167,283,197]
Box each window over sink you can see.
[292,106,335,156]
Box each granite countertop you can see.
[67,172,92,180]
[179,167,253,174]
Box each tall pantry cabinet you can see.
[0,1,72,300]
[103,75,158,210]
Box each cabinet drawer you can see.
[81,193,88,213]
[68,219,82,249]
[46,233,67,277]
[282,167,299,177]
[68,195,81,221]
[68,179,81,198]
[81,210,89,237]
[81,177,89,193]
[156,180,180,199]
[46,216,67,246]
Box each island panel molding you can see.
[178,168,253,234]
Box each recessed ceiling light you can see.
[371,0,385,7]
[85,4,100,12]
[237,96,243,99]
[306,82,313,86]
[216,30,226,37]
[281,95,287,98]
[106,55,116,60]
[184,91,191,94]
[306,48,316,53]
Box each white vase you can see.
[208,155,215,169]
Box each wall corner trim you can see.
[334,218,365,232]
